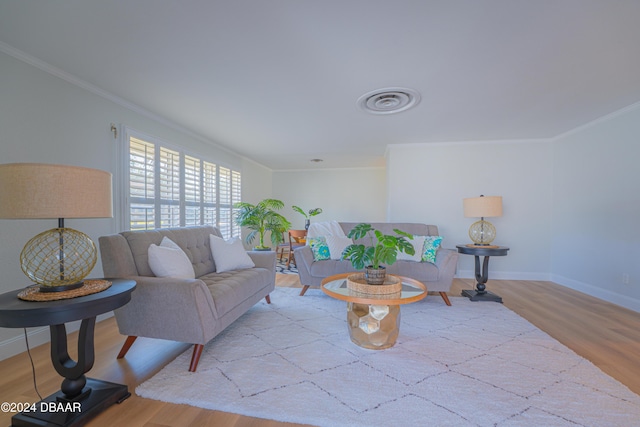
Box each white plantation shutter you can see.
[231,170,242,238]
[218,166,232,239]
[203,161,217,226]
[184,155,201,226]
[129,137,155,230]
[159,147,180,228]
[125,130,241,232]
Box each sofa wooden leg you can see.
[299,285,309,296]
[439,292,452,306]
[265,294,271,304]
[189,344,204,372]
[117,336,137,359]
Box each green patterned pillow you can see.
[308,236,330,261]
[422,236,443,264]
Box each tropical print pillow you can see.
[308,236,330,261]
[422,236,443,264]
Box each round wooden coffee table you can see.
[321,273,427,349]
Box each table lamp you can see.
[0,163,112,292]
[463,195,502,246]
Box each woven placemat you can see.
[18,280,112,302]
[347,273,402,295]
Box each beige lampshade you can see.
[0,163,112,289]
[0,163,112,219]
[463,196,503,218]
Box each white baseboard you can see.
[550,274,640,313]
[455,270,640,313]
[0,312,114,362]
[456,270,550,281]
[0,326,50,361]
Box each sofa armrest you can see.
[435,247,456,266]
[435,248,459,281]
[113,275,217,344]
[294,245,319,287]
[99,234,138,277]
[247,250,276,275]
[295,245,315,267]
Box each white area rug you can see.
[136,288,640,426]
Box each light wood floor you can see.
[1,275,639,427]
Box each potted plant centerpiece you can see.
[292,206,323,230]
[233,198,291,250]
[342,223,415,285]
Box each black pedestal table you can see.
[456,245,509,303]
[0,279,136,427]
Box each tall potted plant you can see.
[292,206,323,230]
[234,199,291,250]
[342,223,415,284]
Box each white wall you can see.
[550,104,640,311]
[272,168,387,230]
[383,107,640,312]
[0,51,271,359]
[241,158,273,204]
[386,141,554,280]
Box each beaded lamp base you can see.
[20,227,97,288]
[468,219,497,245]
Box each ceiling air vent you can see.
[357,87,421,115]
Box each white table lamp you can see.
[463,195,502,246]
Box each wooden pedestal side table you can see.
[321,273,426,349]
[0,279,136,427]
[456,245,509,303]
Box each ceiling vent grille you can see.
[357,87,421,115]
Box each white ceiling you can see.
[2,1,640,170]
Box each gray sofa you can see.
[295,222,458,305]
[99,225,275,372]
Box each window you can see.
[125,130,241,238]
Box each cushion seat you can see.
[384,261,441,283]
[200,268,274,319]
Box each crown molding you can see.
[0,41,270,171]
[385,138,551,160]
[0,41,155,118]
[273,165,385,173]
[551,100,640,141]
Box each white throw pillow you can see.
[209,235,255,273]
[159,235,182,250]
[325,235,353,260]
[397,235,426,262]
[148,237,195,279]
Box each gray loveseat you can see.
[295,222,458,305]
[99,225,275,372]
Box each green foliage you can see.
[233,199,291,249]
[292,206,323,219]
[342,223,415,270]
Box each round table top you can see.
[456,244,509,256]
[321,273,427,305]
[0,279,136,328]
